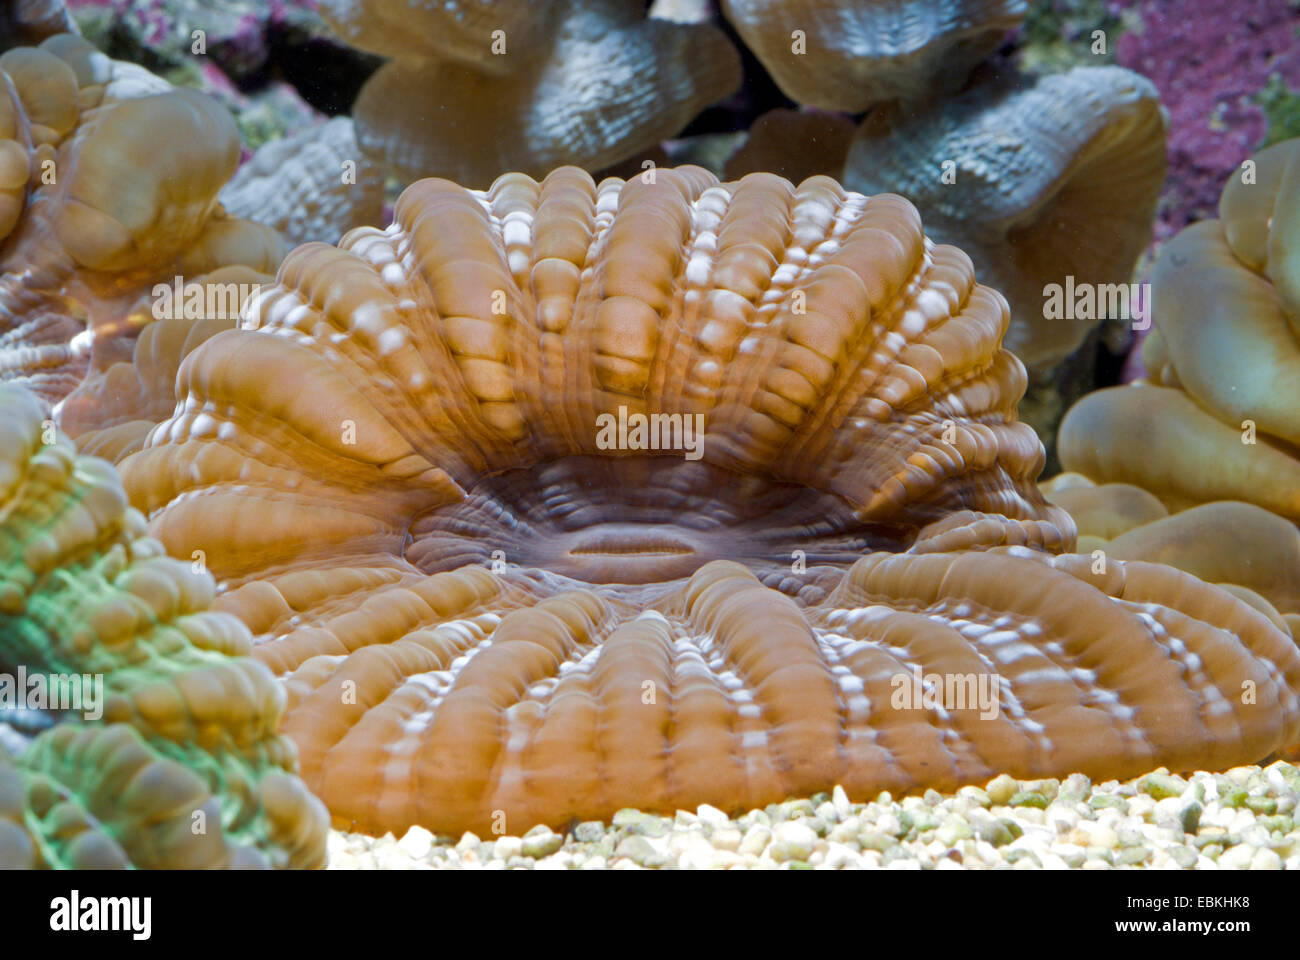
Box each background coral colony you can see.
[0,0,1298,876]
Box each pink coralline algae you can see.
[1115,0,1300,243]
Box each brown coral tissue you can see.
[0,35,283,407]
[115,168,1300,838]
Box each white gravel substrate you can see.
[327,761,1300,870]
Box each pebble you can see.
[1138,772,1186,800]
[987,774,1018,805]
[859,832,896,853]
[711,826,743,852]
[397,826,433,860]
[739,824,771,856]
[1251,848,1283,870]
[1090,793,1126,811]
[1116,845,1151,866]
[612,809,668,838]
[1169,845,1198,868]
[876,812,904,837]
[1245,795,1278,815]
[959,786,992,807]
[615,835,666,868]
[1009,791,1047,809]
[1178,801,1203,834]
[770,821,817,862]
[493,836,522,860]
[936,818,974,846]
[1217,844,1255,870]
[832,785,852,818]
[521,829,562,859]
[324,763,1300,871]
[824,842,856,869]
[697,804,730,828]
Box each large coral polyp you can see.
[118,168,1300,838]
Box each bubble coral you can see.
[843,66,1168,368]
[322,0,742,186]
[116,167,1300,838]
[0,34,285,407]
[0,382,328,868]
[1042,475,1300,620]
[1059,137,1300,519]
[1038,473,1168,548]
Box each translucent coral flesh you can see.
[0,35,286,408]
[348,0,742,185]
[111,168,1300,838]
[1060,138,1300,521]
[844,66,1168,367]
[721,0,1028,111]
[220,118,384,248]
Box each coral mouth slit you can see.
[404,454,903,590]
[568,534,695,557]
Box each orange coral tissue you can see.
[117,168,1300,838]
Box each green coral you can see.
[1256,73,1300,149]
[1018,0,1128,74]
[0,383,327,869]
